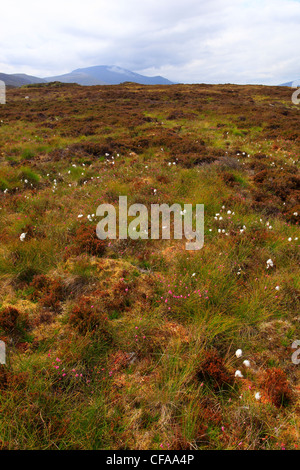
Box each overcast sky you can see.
[1,0,300,84]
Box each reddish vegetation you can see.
[197,350,233,390]
[94,277,135,314]
[33,310,54,327]
[68,295,110,337]
[30,274,65,313]
[0,306,29,337]
[66,223,106,258]
[261,368,293,408]
[0,366,8,390]
[74,224,106,256]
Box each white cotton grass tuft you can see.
[255,392,261,400]
[20,232,27,241]
[235,349,243,358]
[243,360,250,368]
[266,259,274,268]
[235,370,243,378]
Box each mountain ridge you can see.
[45,65,174,85]
[0,72,46,88]
[0,65,174,87]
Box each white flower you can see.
[235,370,243,378]
[288,237,292,242]
[20,232,27,241]
[243,360,250,368]
[235,349,243,358]
[275,286,280,291]
[255,392,261,400]
[266,259,273,268]
[227,210,232,215]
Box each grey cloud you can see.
[1,0,299,84]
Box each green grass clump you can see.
[18,166,40,186]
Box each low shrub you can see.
[66,224,106,258]
[196,350,233,390]
[0,306,30,339]
[261,368,293,408]
[68,296,111,338]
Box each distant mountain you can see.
[280,79,300,87]
[0,65,174,88]
[0,72,46,87]
[44,71,107,86]
[45,65,174,86]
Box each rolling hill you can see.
[0,73,46,88]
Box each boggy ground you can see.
[0,81,299,450]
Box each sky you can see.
[1,0,300,85]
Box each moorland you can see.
[0,81,299,449]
